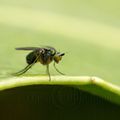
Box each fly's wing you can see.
[16,46,56,51]
[15,47,40,51]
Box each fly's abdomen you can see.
[26,52,37,65]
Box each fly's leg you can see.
[53,62,65,75]
[12,55,40,76]
[12,64,33,76]
[46,65,51,81]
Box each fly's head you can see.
[54,52,65,63]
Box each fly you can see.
[13,46,65,81]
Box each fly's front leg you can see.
[53,62,65,75]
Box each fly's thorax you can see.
[38,48,55,65]
[35,48,45,56]
[39,55,54,65]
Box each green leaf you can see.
[0,76,120,105]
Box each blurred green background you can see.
[0,0,120,85]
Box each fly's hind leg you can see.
[12,54,40,76]
[12,64,32,76]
